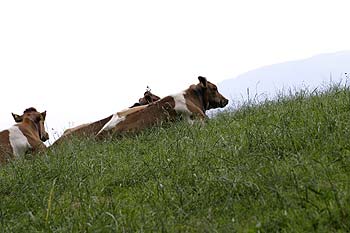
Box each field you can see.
[1,85,350,232]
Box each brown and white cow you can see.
[51,114,113,146]
[52,90,160,145]
[97,76,228,137]
[0,107,49,164]
[53,106,148,145]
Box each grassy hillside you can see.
[1,85,350,232]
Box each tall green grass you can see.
[1,84,350,232]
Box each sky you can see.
[1,0,350,143]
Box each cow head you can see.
[198,76,228,110]
[139,89,161,105]
[130,87,161,108]
[12,107,49,142]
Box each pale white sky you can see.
[1,0,350,143]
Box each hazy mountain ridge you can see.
[219,51,350,103]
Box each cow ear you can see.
[12,113,23,123]
[198,76,207,88]
[41,111,47,120]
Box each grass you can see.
[1,84,350,232]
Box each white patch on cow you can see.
[8,126,31,157]
[171,91,193,122]
[97,113,126,135]
[171,91,190,113]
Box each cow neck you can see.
[191,86,207,113]
[22,118,41,139]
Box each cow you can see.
[53,105,147,145]
[130,88,161,108]
[97,76,228,137]
[52,89,160,145]
[0,107,49,165]
[51,115,112,146]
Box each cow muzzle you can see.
[41,133,50,142]
[220,98,229,107]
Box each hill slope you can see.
[1,85,350,232]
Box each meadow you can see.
[1,84,350,232]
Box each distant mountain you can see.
[219,51,350,105]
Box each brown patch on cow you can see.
[0,130,13,164]
[55,107,148,145]
[117,105,148,118]
[98,96,177,138]
[62,123,90,136]
[52,115,114,146]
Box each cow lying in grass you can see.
[0,108,49,164]
[52,89,160,145]
[97,76,228,137]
